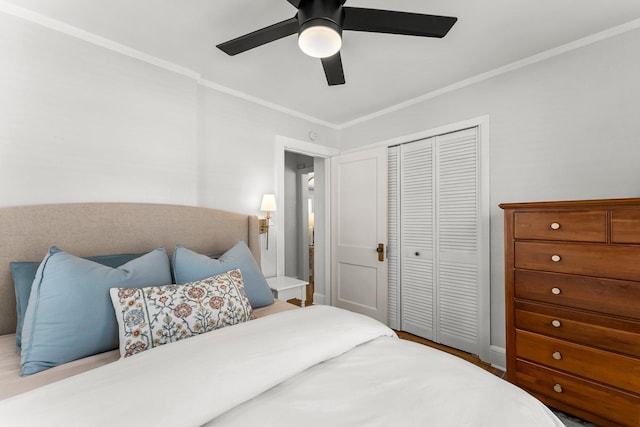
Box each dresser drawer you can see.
[612,209,640,244]
[515,301,640,356]
[514,270,640,320]
[516,330,640,393]
[514,210,606,242]
[516,359,640,427]
[515,241,640,281]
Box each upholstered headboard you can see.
[0,203,260,335]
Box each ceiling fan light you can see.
[298,25,342,58]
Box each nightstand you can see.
[266,276,308,307]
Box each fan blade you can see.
[217,17,298,56]
[321,53,345,86]
[343,7,457,38]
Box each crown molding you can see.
[336,17,640,129]
[0,1,339,130]
[0,1,200,80]
[2,1,639,132]
[197,79,339,129]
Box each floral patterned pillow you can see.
[109,269,254,358]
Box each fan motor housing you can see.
[297,0,345,35]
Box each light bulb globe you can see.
[298,25,342,58]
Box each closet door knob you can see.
[552,351,562,360]
[551,287,561,295]
[553,384,563,393]
[551,254,561,262]
[551,320,562,328]
[550,222,561,230]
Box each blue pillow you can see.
[11,253,143,351]
[20,246,172,376]
[173,241,274,309]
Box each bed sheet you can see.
[0,305,564,427]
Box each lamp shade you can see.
[298,25,342,58]
[260,194,277,212]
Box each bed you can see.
[0,203,565,426]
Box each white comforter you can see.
[0,306,564,427]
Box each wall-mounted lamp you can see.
[259,194,277,250]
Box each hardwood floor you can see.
[285,298,307,307]
[395,331,503,377]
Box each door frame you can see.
[275,136,339,304]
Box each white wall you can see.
[0,13,198,206]
[0,12,340,278]
[341,28,640,362]
[196,88,337,276]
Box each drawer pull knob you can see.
[551,287,561,295]
[551,320,561,328]
[415,252,420,256]
[550,222,561,230]
[551,254,561,262]
[552,351,562,360]
[553,384,563,393]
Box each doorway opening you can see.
[284,151,315,304]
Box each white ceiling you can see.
[6,0,640,126]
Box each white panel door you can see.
[331,147,387,323]
[400,138,435,339]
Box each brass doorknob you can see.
[376,243,384,262]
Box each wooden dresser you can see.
[500,198,640,427]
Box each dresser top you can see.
[499,197,640,210]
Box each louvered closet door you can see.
[395,127,483,355]
[400,138,435,339]
[387,146,400,330]
[435,127,480,355]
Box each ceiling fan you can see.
[216,0,457,86]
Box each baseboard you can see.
[489,345,506,372]
[313,292,326,305]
